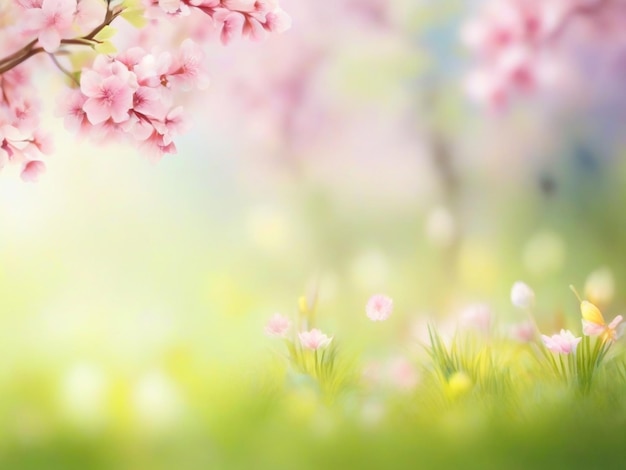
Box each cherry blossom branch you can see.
[1,0,292,182]
[82,4,124,42]
[0,40,38,69]
[0,47,45,76]
[0,4,124,76]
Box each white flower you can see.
[511,281,535,309]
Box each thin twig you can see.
[48,53,79,87]
[0,6,125,76]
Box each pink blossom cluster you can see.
[462,0,626,109]
[15,0,105,53]
[58,40,208,158]
[143,0,291,45]
[0,0,291,179]
[0,69,52,182]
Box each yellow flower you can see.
[580,301,605,325]
[580,300,623,342]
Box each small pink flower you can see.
[298,328,332,350]
[167,39,210,91]
[264,313,291,338]
[57,89,90,134]
[264,9,291,33]
[24,0,77,53]
[81,72,136,124]
[75,0,107,34]
[541,329,581,354]
[133,86,166,117]
[366,294,393,322]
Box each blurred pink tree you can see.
[463,0,626,111]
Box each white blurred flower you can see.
[510,281,535,309]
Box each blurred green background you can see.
[3,0,626,468]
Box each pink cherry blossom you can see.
[21,160,45,182]
[81,72,136,124]
[541,329,581,354]
[57,89,90,134]
[298,328,333,350]
[132,86,167,117]
[75,0,107,34]
[1,125,29,159]
[264,8,291,33]
[264,313,291,338]
[366,294,393,322]
[167,39,210,91]
[9,97,40,133]
[153,106,187,144]
[217,11,246,45]
[23,0,77,53]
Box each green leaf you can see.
[94,25,117,41]
[94,41,117,55]
[120,7,147,28]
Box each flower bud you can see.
[510,281,535,309]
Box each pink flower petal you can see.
[21,160,45,182]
